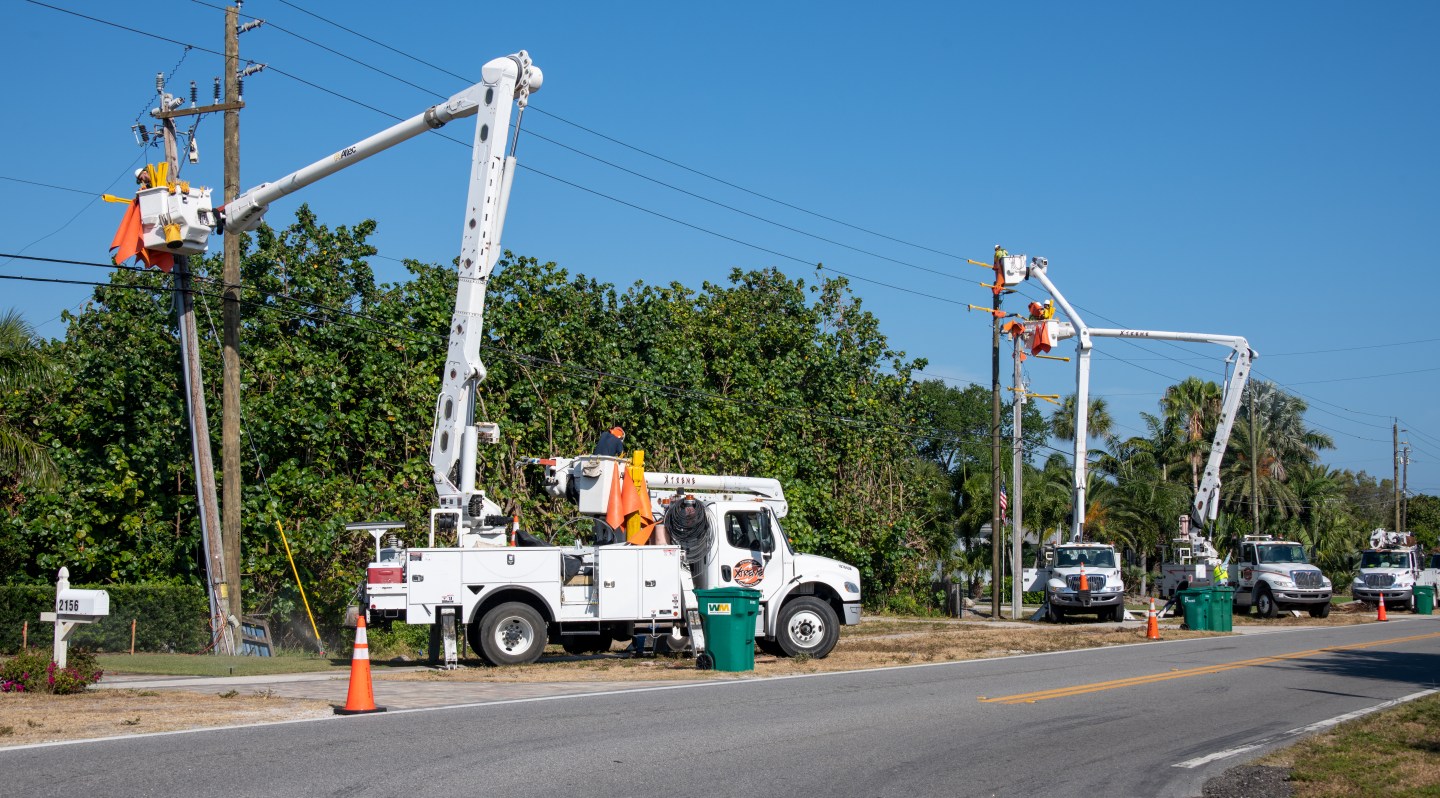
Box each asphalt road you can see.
[6,617,1438,798]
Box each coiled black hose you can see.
[664,497,712,566]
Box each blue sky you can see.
[4,1,1439,499]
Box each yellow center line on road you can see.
[978,630,1440,705]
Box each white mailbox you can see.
[55,589,109,619]
[40,568,109,669]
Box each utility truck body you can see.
[1351,529,1422,610]
[360,455,861,665]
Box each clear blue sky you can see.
[5,1,1439,499]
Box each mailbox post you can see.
[38,567,109,669]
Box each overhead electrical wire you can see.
[17,0,1440,469]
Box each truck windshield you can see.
[1055,549,1116,568]
[1256,544,1308,564]
[1361,551,1409,568]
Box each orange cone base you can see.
[335,704,387,716]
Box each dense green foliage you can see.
[0,647,102,694]
[1,207,1431,649]
[0,584,208,654]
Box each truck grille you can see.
[1066,574,1106,591]
[1363,573,1395,588]
[1292,570,1324,588]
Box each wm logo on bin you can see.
[707,602,732,615]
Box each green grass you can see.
[1263,693,1440,796]
[97,652,347,677]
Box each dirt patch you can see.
[377,619,1220,684]
[0,689,332,747]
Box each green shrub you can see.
[364,623,430,660]
[998,577,1045,606]
[0,584,208,654]
[0,647,102,694]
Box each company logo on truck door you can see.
[733,559,764,586]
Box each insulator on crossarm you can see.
[190,80,197,107]
[236,77,243,103]
[155,72,164,94]
[213,77,221,103]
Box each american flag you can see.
[999,483,1008,525]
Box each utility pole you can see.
[1401,441,1410,533]
[1249,386,1259,542]
[221,1,244,631]
[154,80,235,655]
[1394,420,1401,532]
[990,265,1004,619]
[1011,334,1024,621]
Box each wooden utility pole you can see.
[1011,334,1024,621]
[158,94,235,655]
[990,273,1003,618]
[221,2,244,630]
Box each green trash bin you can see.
[1414,585,1435,615]
[695,587,761,672]
[1208,587,1234,632]
[1177,588,1212,631]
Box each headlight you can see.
[844,581,860,595]
[1047,578,1066,593]
[1353,577,1364,586]
[1271,578,1295,588]
[1321,578,1332,587]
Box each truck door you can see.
[714,508,785,604]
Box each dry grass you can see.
[0,689,332,746]
[1261,693,1440,797]
[1231,601,1392,627]
[378,618,1220,684]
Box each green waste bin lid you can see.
[696,587,763,599]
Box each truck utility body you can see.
[1352,529,1422,610]
[361,456,861,665]
[1231,535,1332,617]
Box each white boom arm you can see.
[1021,259,1256,546]
[221,51,543,541]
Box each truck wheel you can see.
[1047,603,1065,623]
[1256,588,1278,619]
[478,602,547,665]
[1308,602,1331,619]
[777,597,839,659]
[1109,603,1126,623]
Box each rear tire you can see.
[478,602,547,666]
[1047,603,1065,623]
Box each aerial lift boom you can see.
[220,51,543,543]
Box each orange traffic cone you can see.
[1146,597,1161,640]
[1377,593,1388,622]
[1078,563,1089,592]
[335,614,386,715]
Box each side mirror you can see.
[757,512,775,556]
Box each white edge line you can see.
[1173,688,1438,769]
[2,622,1422,753]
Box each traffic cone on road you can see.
[335,614,386,715]
[1377,593,1388,622]
[1146,597,1161,640]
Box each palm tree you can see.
[0,310,59,490]
[1162,377,1222,492]
[1052,393,1114,445]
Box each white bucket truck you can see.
[1352,529,1423,611]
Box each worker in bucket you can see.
[594,425,625,457]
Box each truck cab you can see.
[1231,535,1332,618]
[1352,530,1421,610]
[1027,542,1126,622]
